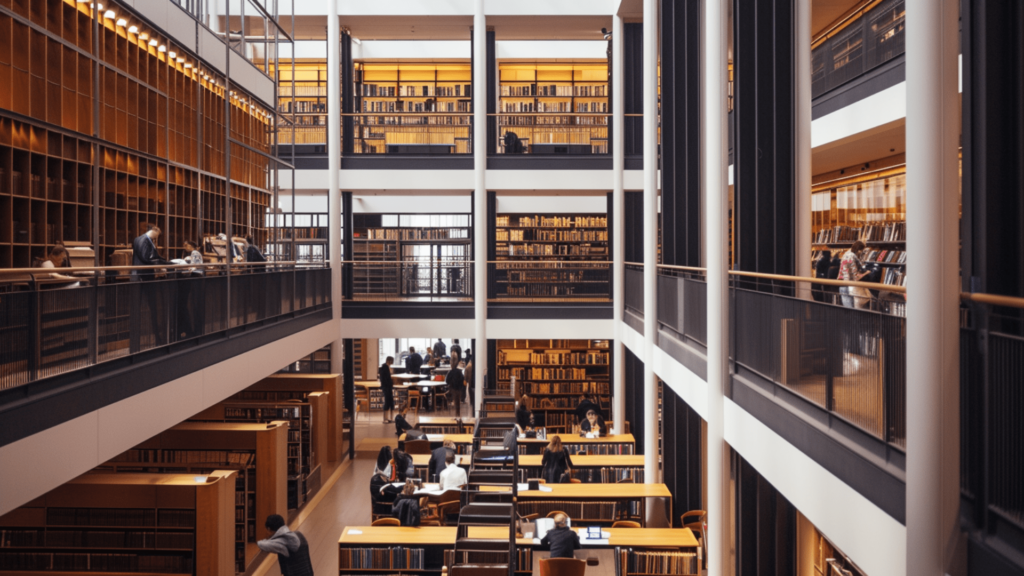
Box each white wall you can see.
[353,195,472,213]
[496,195,607,213]
[496,41,607,61]
[0,321,336,515]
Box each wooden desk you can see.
[410,454,641,469]
[338,526,698,549]
[509,483,672,527]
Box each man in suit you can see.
[131,226,171,348]
[406,346,424,375]
[541,513,580,559]
[131,225,169,282]
[432,338,447,360]
[428,439,456,482]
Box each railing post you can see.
[87,279,98,366]
[28,285,40,383]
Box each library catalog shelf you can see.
[727,271,906,449]
[344,260,473,302]
[0,262,330,392]
[495,114,609,155]
[489,261,610,302]
[348,113,472,155]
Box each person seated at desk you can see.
[541,435,574,484]
[423,350,433,366]
[428,439,457,482]
[34,245,81,288]
[516,395,535,432]
[579,409,608,437]
[391,484,421,527]
[541,513,581,559]
[386,448,415,482]
[438,451,467,490]
[406,346,423,375]
[394,404,415,436]
[370,471,395,516]
[574,392,602,423]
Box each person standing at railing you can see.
[838,240,871,309]
[245,235,267,271]
[131,226,171,348]
[380,355,396,424]
[176,240,205,340]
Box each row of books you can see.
[863,248,907,264]
[576,102,609,113]
[45,508,196,528]
[234,523,256,542]
[516,500,638,521]
[0,530,188,549]
[814,225,861,244]
[278,101,326,114]
[499,116,585,126]
[621,550,699,575]
[339,547,425,570]
[359,228,469,240]
[522,352,609,366]
[223,406,306,420]
[499,244,603,257]
[497,216,608,228]
[0,552,194,572]
[882,267,907,287]
[444,550,509,567]
[360,84,472,98]
[521,380,608,392]
[530,396,598,409]
[502,285,592,297]
[515,467,643,483]
[501,340,609,349]
[277,228,328,240]
[497,229,609,242]
[500,85,610,97]
[498,367,526,381]
[814,222,907,244]
[110,449,253,466]
[278,85,325,97]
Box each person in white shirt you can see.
[438,452,467,490]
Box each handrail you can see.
[343,112,472,117]
[811,0,882,48]
[628,261,907,293]
[657,263,707,273]
[487,260,609,265]
[342,260,474,264]
[0,261,308,278]
[961,292,1024,310]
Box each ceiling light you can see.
[168,51,176,59]
[115,18,126,27]
[103,9,115,18]
[158,45,166,52]
[128,25,138,34]
[184,63,192,69]
[177,57,184,63]
[148,39,158,47]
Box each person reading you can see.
[428,439,457,482]
[438,451,467,490]
[579,409,608,437]
[540,513,580,559]
[574,392,601,422]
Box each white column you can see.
[612,14,626,435]
[473,0,487,413]
[795,0,812,288]
[327,0,341,319]
[905,0,961,574]
[704,0,729,574]
[642,0,659,488]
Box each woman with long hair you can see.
[540,435,574,484]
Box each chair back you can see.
[371,517,400,526]
[680,509,706,531]
[404,439,431,454]
[539,557,586,576]
[611,520,642,528]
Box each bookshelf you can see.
[498,63,609,154]
[0,0,273,268]
[277,345,333,374]
[494,214,610,299]
[242,372,347,464]
[496,339,610,433]
[351,213,471,298]
[354,63,472,154]
[811,170,907,290]
[339,527,452,575]
[0,472,235,576]
[278,60,328,145]
[265,212,332,263]
[620,549,699,576]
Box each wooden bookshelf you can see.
[277,60,327,145]
[496,339,610,433]
[0,472,235,576]
[0,0,273,267]
[354,63,472,154]
[241,372,346,464]
[498,63,609,154]
[191,394,329,510]
[265,212,330,263]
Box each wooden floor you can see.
[251,404,470,576]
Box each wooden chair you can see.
[611,520,642,528]
[435,500,461,525]
[407,389,422,418]
[539,558,586,576]
[569,478,582,484]
[404,439,431,454]
[434,386,450,411]
[680,510,706,532]
[371,517,400,526]
[354,384,371,421]
[546,510,569,519]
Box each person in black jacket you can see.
[446,360,466,418]
[392,483,421,526]
[541,435,573,484]
[450,339,462,361]
[579,410,608,437]
[406,346,424,375]
[370,472,395,517]
[258,514,315,576]
[428,439,457,482]
[813,251,832,303]
[541,513,580,559]
[516,395,535,431]
[432,338,447,360]
[245,235,267,269]
[388,448,415,482]
[131,226,170,346]
[380,356,395,424]
[131,226,169,282]
[574,393,602,422]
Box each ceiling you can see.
[812,119,905,176]
[285,15,612,41]
[811,0,865,38]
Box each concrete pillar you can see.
[704,0,729,574]
[795,0,812,289]
[327,0,341,319]
[905,0,962,574]
[473,0,487,413]
[612,14,626,434]
[642,0,659,487]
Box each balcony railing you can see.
[624,263,645,317]
[495,114,609,155]
[344,260,473,302]
[0,262,330,392]
[489,261,611,302]
[657,265,707,347]
[729,271,907,448]
[811,0,906,98]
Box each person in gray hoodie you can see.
[257,514,314,576]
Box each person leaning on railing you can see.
[838,240,871,309]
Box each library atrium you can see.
[0,1,1018,576]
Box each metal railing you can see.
[810,0,906,98]
[0,262,330,391]
[624,263,645,315]
[657,265,708,347]
[489,261,611,301]
[344,260,473,301]
[494,113,609,155]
